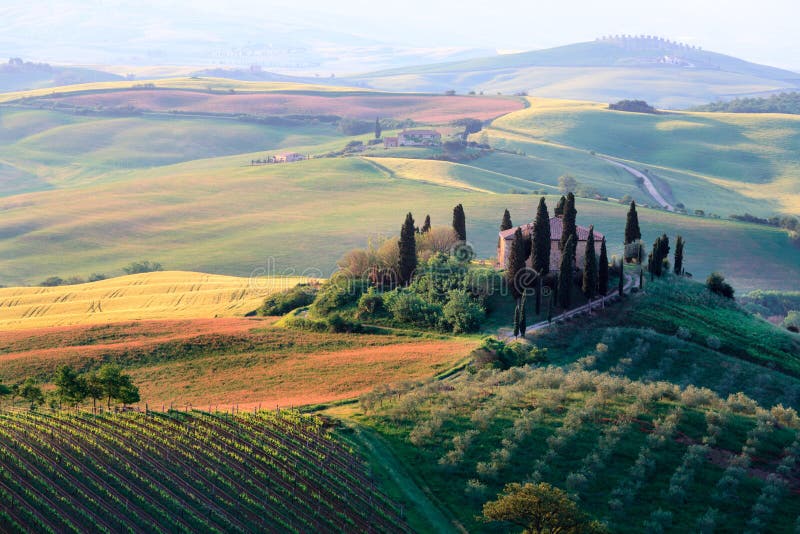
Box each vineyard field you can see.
[0,409,409,533]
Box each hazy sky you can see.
[3,0,798,69]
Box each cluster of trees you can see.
[609,100,658,114]
[123,260,163,275]
[693,93,800,115]
[505,194,612,336]
[40,272,106,287]
[0,365,140,412]
[730,213,799,232]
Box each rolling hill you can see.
[354,37,800,108]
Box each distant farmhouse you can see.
[497,216,604,272]
[384,129,442,148]
[273,152,306,163]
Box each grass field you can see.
[0,271,306,330]
[0,316,475,409]
[491,97,800,215]
[45,89,524,123]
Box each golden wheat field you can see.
[0,271,307,330]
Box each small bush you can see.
[383,289,443,328]
[442,290,485,333]
[706,335,722,350]
[311,279,369,316]
[706,272,734,299]
[259,284,318,316]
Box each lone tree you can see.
[558,174,578,194]
[582,226,598,304]
[674,235,685,275]
[506,228,527,303]
[96,364,140,409]
[398,212,417,286]
[374,117,382,139]
[554,195,567,217]
[500,209,513,232]
[557,236,576,310]
[421,215,431,234]
[482,482,601,534]
[598,238,609,296]
[559,193,578,255]
[531,197,551,314]
[624,200,642,262]
[452,204,467,242]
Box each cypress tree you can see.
[658,234,670,272]
[421,215,431,234]
[506,228,527,301]
[500,209,513,231]
[513,303,520,337]
[618,258,625,296]
[452,204,467,242]
[375,117,382,139]
[582,225,598,301]
[398,212,417,286]
[518,294,527,337]
[624,201,641,244]
[559,193,577,254]
[598,238,609,296]
[531,197,551,315]
[554,195,566,217]
[674,235,685,275]
[558,236,575,310]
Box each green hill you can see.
[355,38,800,109]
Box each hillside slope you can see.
[355,38,800,108]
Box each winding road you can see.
[597,156,674,211]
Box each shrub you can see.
[706,272,734,299]
[259,284,318,315]
[325,313,363,333]
[443,290,485,333]
[676,326,692,340]
[357,287,384,317]
[311,279,369,316]
[383,289,442,328]
[123,260,163,274]
[706,335,722,350]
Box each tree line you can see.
[0,364,140,412]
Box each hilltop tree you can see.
[554,195,567,217]
[557,236,576,310]
[500,209,513,232]
[452,204,467,242]
[674,235,685,275]
[531,197,551,314]
[707,272,735,299]
[559,193,577,255]
[582,226,598,303]
[374,117,382,139]
[482,482,599,534]
[598,238,609,296]
[54,365,87,408]
[506,228,527,302]
[421,215,431,234]
[398,212,417,286]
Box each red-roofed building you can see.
[497,216,604,272]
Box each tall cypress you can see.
[421,215,431,234]
[375,117,382,139]
[618,258,625,296]
[558,236,575,310]
[506,228,527,301]
[559,193,577,254]
[598,238,609,296]
[452,204,467,242]
[582,225,598,301]
[398,212,417,286]
[500,209,513,231]
[531,197,551,315]
[518,294,527,337]
[624,201,641,244]
[674,235,685,275]
[554,195,566,217]
[658,234,670,270]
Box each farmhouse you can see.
[398,129,441,147]
[383,136,399,148]
[497,217,604,272]
[273,152,306,163]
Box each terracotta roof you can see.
[499,216,604,242]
